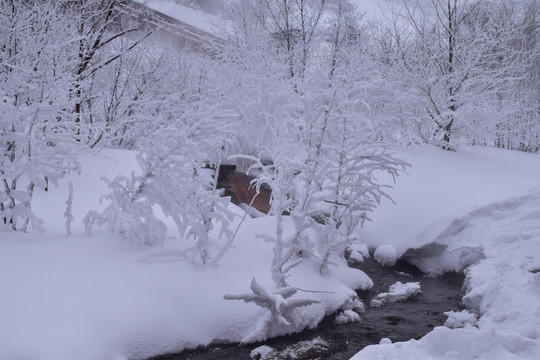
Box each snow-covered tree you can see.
[1,0,80,231]
[0,0,155,232]
[223,0,408,286]
[66,0,150,146]
[490,0,540,152]
[380,0,531,150]
[85,83,237,265]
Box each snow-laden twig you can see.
[64,181,74,236]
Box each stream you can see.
[149,258,464,360]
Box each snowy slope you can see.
[360,145,540,255]
[1,146,540,360]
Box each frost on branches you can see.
[222,0,408,287]
[85,114,235,265]
[0,1,80,232]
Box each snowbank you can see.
[0,149,371,360]
[352,148,540,359]
[360,145,540,255]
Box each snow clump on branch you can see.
[224,278,320,343]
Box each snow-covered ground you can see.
[1,145,540,360]
[360,145,540,255]
[351,146,540,359]
[0,149,370,360]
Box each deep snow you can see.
[1,145,540,360]
[0,149,370,360]
[352,147,540,359]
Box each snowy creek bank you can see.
[147,258,464,360]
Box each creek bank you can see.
[148,258,464,360]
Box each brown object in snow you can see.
[217,166,271,214]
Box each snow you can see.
[334,309,362,325]
[2,145,540,359]
[370,281,422,307]
[250,345,274,360]
[444,310,478,329]
[360,145,540,256]
[351,145,540,359]
[0,149,371,360]
[251,337,329,360]
[373,244,398,266]
[141,0,221,34]
[348,242,370,263]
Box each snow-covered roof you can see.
[142,0,221,35]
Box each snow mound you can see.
[334,309,361,324]
[348,243,370,263]
[370,281,421,307]
[444,310,478,329]
[373,245,398,266]
[360,146,540,256]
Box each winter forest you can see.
[2,0,540,359]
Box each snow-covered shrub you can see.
[224,1,409,284]
[86,98,236,264]
[83,170,168,246]
[235,148,304,287]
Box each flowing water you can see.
[149,258,464,360]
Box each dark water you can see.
[149,258,464,360]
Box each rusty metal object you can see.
[216,166,271,214]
